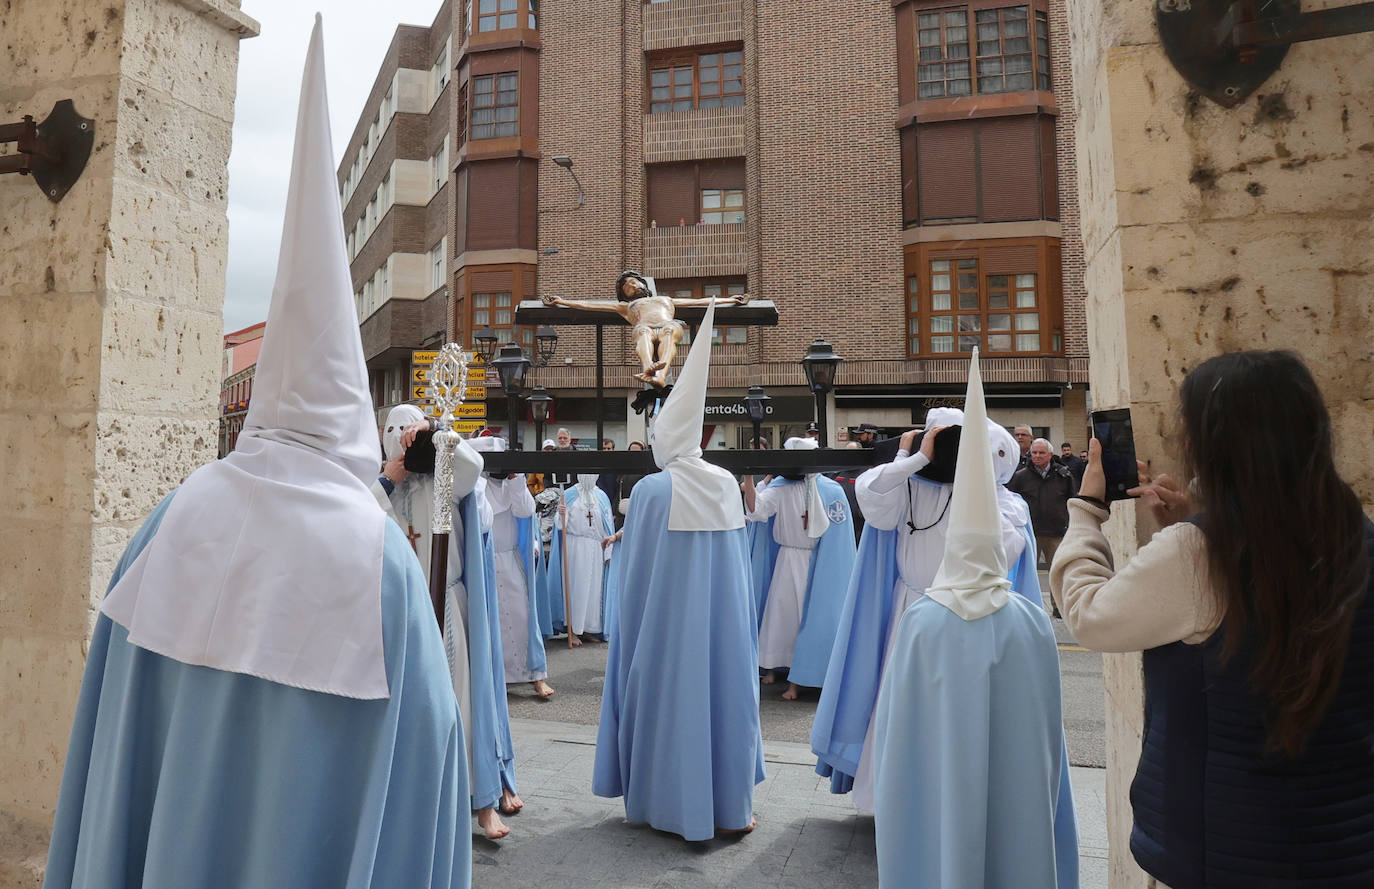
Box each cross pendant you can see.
[802,511,809,531]
[405,524,422,554]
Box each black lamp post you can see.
[744,385,771,450]
[526,385,553,447]
[535,324,558,366]
[492,342,531,449]
[472,327,498,363]
[800,338,843,447]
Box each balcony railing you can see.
[643,0,745,51]
[644,105,747,164]
[644,222,748,278]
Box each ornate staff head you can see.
[429,343,469,429]
[429,343,471,535]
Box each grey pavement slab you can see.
[483,717,1107,889]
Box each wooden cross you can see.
[802,510,809,531]
[405,524,422,554]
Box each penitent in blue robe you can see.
[747,476,857,688]
[871,593,1076,889]
[810,519,1038,794]
[449,492,518,811]
[592,472,766,840]
[510,513,548,676]
[45,493,472,889]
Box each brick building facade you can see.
[338,1,455,419]
[347,0,1089,447]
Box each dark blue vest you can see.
[1130,518,1374,888]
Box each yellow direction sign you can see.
[454,420,485,434]
[465,386,487,401]
[412,350,439,366]
[412,385,432,400]
[455,403,486,418]
[412,367,430,383]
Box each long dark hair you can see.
[1180,350,1369,755]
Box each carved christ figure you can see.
[541,271,749,388]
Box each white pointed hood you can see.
[648,299,745,531]
[383,404,426,462]
[922,350,1012,621]
[784,436,829,539]
[102,17,390,699]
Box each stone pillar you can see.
[1068,2,1373,886]
[0,1,257,884]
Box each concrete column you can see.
[1068,2,1373,886]
[0,1,257,884]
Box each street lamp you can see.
[551,155,585,207]
[744,385,771,450]
[526,385,553,446]
[535,324,559,366]
[492,342,531,449]
[800,338,843,447]
[472,327,498,363]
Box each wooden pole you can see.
[428,532,448,627]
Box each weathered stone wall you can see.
[0,1,257,885]
[1069,1,1373,885]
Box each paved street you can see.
[499,579,1109,888]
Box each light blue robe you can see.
[592,472,765,840]
[872,593,1076,889]
[450,492,517,810]
[45,493,472,889]
[747,476,857,688]
[810,518,1037,793]
[546,485,614,638]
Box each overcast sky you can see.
[223,1,444,333]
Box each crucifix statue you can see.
[540,270,750,389]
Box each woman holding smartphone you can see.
[1051,350,1374,889]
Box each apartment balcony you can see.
[644,106,747,164]
[643,0,745,52]
[644,223,748,278]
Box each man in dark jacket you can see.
[1007,438,1078,571]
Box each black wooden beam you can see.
[481,447,877,476]
[514,299,781,328]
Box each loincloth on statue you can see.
[631,319,686,338]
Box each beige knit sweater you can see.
[1049,499,1223,652]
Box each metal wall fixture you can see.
[1157,0,1374,107]
[0,100,95,202]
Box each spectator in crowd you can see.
[613,440,648,529]
[804,421,820,440]
[1007,437,1078,586]
[1052,350,1374,889]
[1013,424,1034,470]
[547,427,576,490]
[853,422,879,448]
[542,439,556,451]
[1060,441,1086,485]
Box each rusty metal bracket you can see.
[1157,0,1374,107]
[0,100,94,202]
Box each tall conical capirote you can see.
[922,349,1012,620]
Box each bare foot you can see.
[569,633,583,648]
[476,807,509,840]
[584,634,606,644]
[781,683,800,701]
[533,679,555,698]
[500,789,524,815]
[718,818,756,836]
[760,672,776,685]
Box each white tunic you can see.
[487,476,545,683]
[849,448,1022,812]
[748,481,817,670]
[557,487,613,635]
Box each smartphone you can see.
[1091,408,1140,501]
